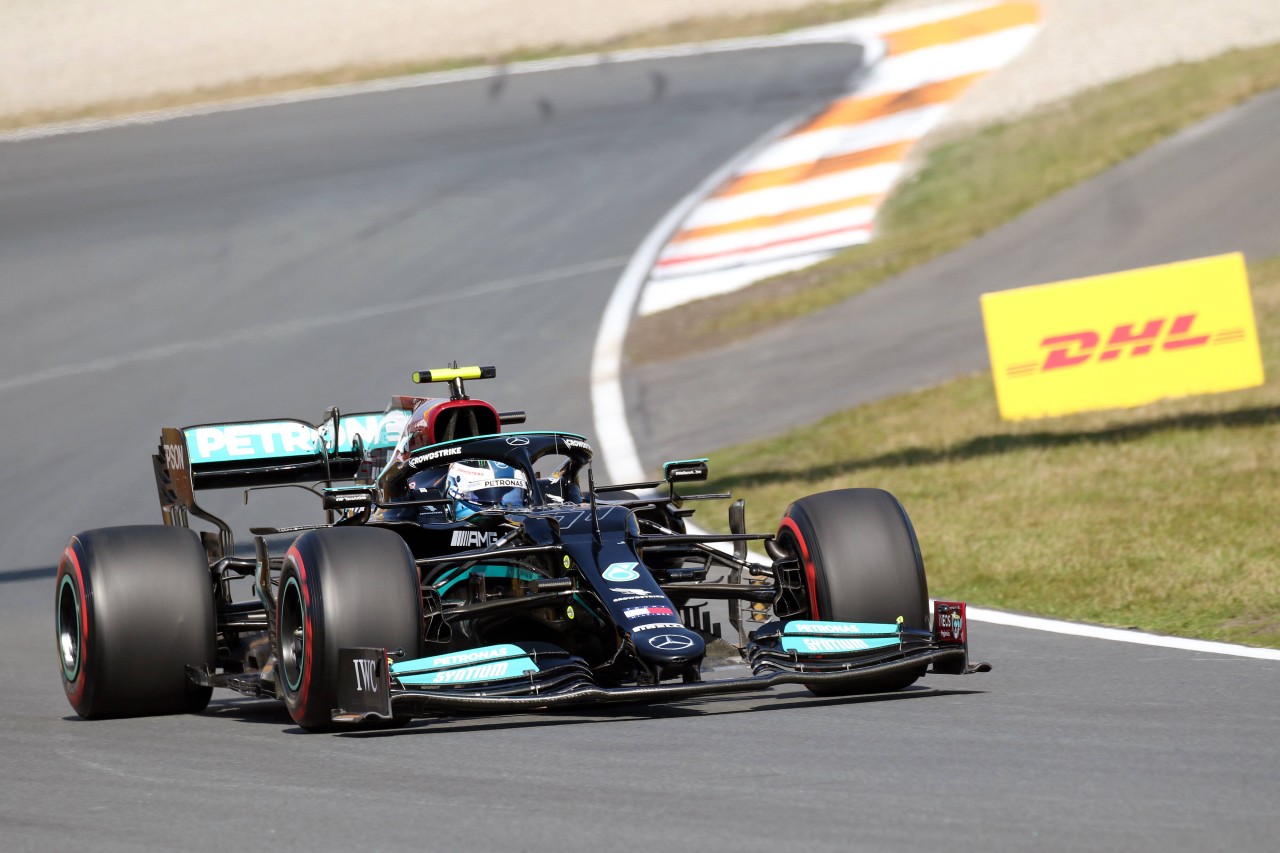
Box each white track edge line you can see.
[965,607,1280,660]
[585,24,1280,663]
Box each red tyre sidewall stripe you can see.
[779,517,820,619]
[60,542,90,707]
[285,545,314,711]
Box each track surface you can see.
[2,47,1278,852]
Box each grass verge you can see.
[700,256,1280,648]
[0,1,885,132]
[627,40,1280,364]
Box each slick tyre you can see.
[277,527,423,731]
[55,526,216,718]
[777,488,928,695]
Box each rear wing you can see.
[153,409,409,558]
[180,414,393,490]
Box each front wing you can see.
[332,602,988,723]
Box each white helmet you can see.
[445,460,529,519]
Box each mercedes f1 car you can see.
[55,366,988,730]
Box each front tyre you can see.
[55,526,215,718]
[777,488,929,695]
[277,527,423,731]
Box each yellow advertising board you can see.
[981,253,1264,420]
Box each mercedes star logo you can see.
[505,436,530,446]
[648,634,694,651]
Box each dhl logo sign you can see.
[982,253,1263,420]
[1007,313,1247,378]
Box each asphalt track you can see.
[1,44,1278,852]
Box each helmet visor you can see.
[446,461,529,510]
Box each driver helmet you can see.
[445,460,529,520]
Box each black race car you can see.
[55,366,987,730]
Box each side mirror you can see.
[663,458,708,484]
[322,487,376,513]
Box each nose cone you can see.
[632,627,705,669]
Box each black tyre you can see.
[777,488,928,695]
[277,527,423,731]
[55,526,216,718]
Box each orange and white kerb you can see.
[641,1,1042,315]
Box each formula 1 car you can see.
[55,366,988,730]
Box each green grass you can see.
[1,0,885,132]
[701,256,1280,647]
[634,40,1280,359]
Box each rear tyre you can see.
[277,527,423,731]
[776,488,929,695]
[55,526,215,718]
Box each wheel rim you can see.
[278,576,307,693]
[56,575,81,681]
